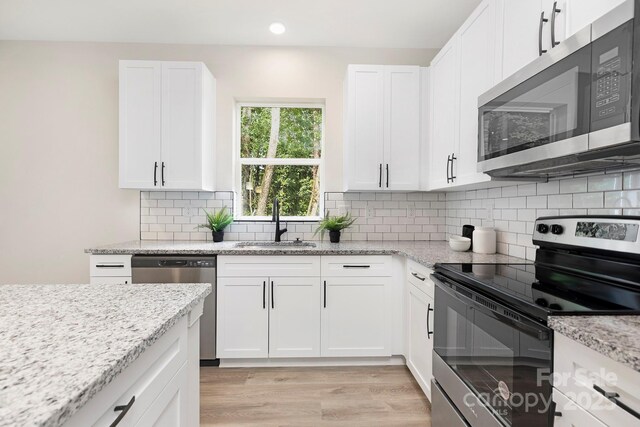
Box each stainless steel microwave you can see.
[478,0,640,179]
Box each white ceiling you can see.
[0,0,482,49]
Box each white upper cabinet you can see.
[496,0,624,81]
[455,0,497,187]
[497,0,546,80]
[428,39,459,190]
[564,0,627,38]
[119,60,216,191]
[384,66,421,191]
[344,65,421,191]
[119,61,162,189]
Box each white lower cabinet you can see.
[136,364,188,427]
[405,260,435,400]
[407,284,434,400]
[552,388,607,427]
[269,277,321,358]
[216,277,269,358]
[553,332,640,427]
[216,256,322,360]
[64,310,201,427]
[321,276,391,357]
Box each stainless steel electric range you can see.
[431,216,640,427]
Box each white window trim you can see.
[234,101,325,222]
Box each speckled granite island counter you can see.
[549,315,640,373]
[85,240,525,267]
[0,282,211,427]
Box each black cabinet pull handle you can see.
[110,396,135,427]
[324,280,327,308]
[378,163,382,188]
[263,281,266,309]
[449,153,457,182]
[95,264,125,268]
[426,303,433,338]
[446,154,452,183]
[153,162,158,186]
[593,384,640,419]
[539,11,549,56]
[271,281,274,309]
[343,265,370,269]
[161,161,166,186]
[411,272,426,281]
[551,2,561,47]
[385,164,389,188]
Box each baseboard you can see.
[219,355,406,368]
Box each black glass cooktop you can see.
[435,262,640,322]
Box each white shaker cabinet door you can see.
[269,277,321,358]
[119,61,162,189]
[456,0,496,186]
[407,284,434,400]
[497,0,544,80]
[135,364,188,427]
[428,38,459,190]
[321,276,391,357]
[564,0,627,39]
[161,62,203,191]
[217,277,269,359]
[384,66,421,191]
[344,65,385,191]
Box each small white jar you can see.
[473,227,497,254]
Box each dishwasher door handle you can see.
[159,260,188,267]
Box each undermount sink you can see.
[234,241,317,248]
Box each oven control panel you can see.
[533,216,640,254]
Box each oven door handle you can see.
[432,272,551,340]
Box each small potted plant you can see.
[315,211,356,243]
[197,207,233,242]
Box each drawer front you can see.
[321,256,392,277]
[90,255,132,277]
[552,388,607,427]
[406,259,434,296]
[218,255,320,277]
[554,332,640,427]
[90,276,132,285]
[64,316,188,427]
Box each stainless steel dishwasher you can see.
[131,255,218,365]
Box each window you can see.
[236,103,323,220]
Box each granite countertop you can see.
[0,282,211,427]
[85,240,526,268]
[548,315,640,373]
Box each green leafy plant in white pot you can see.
[197,207,233,242]
[314,211,356,243]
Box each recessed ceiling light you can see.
[269,22,286,35]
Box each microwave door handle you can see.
[432,273,550,340]
[551,2,561,48]
[539,11,548,56]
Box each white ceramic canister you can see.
[473,227,497,254]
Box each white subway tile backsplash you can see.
[604,190,640,208]
[572,192,603,209]
[559,177,588,194]
[139,191,445,242]
[140,170,640,259]
[588,174,622,192]
[624,170,640,190]
[548,194,572,209]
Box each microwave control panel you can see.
[595,50,621,118]
[591,19,632,131]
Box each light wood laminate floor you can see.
[200,366,431,426]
